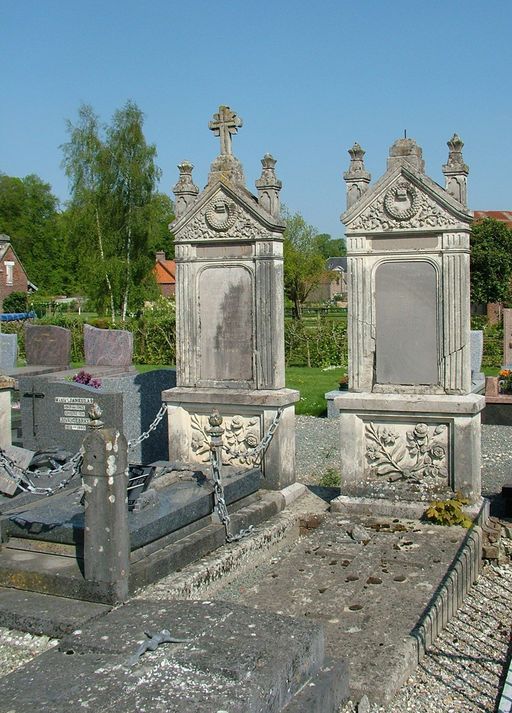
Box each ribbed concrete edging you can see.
[413,522,483,659]
[136,501,303,601]
[498,654,512,713]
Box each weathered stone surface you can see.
[0,600,327,713]
[25,324,71,366]
[84,323,133,367]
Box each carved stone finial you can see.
[387,137,425,173]
[442,133,469,207]
[172,160,199,219]
[343,142,371,209]
[88,402,104,430]
[255,153,282,219]
[208,409,223,428]
[208,105,245,186]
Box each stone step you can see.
[0,491,285,604]
[282,658,349,713]
[0,600,344,713]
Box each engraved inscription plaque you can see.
[199,266,253,383]
[375,261,438,385]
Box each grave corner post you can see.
[81,403,130,603]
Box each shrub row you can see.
[285,319,348,368]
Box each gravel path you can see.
[0,416,510,713]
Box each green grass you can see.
[285,366,342,417]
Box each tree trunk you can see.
[95,207,116,324]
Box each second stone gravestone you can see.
[25,325,71,367]
[84,324,133,367]
[0,333,17,371]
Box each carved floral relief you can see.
[190,413,261,467]
[365,422,448,481]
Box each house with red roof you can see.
[473,211,512,229]
[154,251,176,297]
[0,234,35,311]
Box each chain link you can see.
[210,446,253,543]
[0,445,83,497]
[128,403,167,451]
[222,407,283,463]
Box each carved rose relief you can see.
[349,182,459,231]
[365,422,448,481]
[190,413,261,467]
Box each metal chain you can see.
[222,407,283,462]
[128,403,167,451]
[210,445,253,543]
[0,446,83,497]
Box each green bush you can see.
[285,319,347,368]
[3,292,28,314]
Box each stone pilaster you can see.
[82,412,129,603]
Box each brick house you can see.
[306,256,348,303]
[0,234,34,311]
[154,251,176,297]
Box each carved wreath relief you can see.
[350,180,459,231]
[190,413,261,467]
[178,197,273,242]
[365,422,448,481]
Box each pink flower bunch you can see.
[72,370,101,389]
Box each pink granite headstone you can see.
[84,324,133,367]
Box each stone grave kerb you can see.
[163,105,299,490]
[329,135,485,502]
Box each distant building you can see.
[472,211,512,229]
[154,251,176,297]
[0,234,36,311]
[306,256,348,303]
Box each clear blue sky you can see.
[1,0,511,238]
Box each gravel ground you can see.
[0,416,510,713]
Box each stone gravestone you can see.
[163,106,299,490]
[329,135,484,502]
[25,325,71,367]
[84,324,133,367]
[503,308,512,367]
[19,368,175,464]
[0,333,17,371]
[470,330,485,393]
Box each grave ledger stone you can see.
[329,135,484,501]
[163,106,299,490]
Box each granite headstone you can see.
[20,368,175,463]
[0,333,17,371]
[84,324,133,367]
[25,325,71,367]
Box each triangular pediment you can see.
[172,179,285,242]
[342,165,472,233]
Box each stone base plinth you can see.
[331,391,485,502]
[162,387,300,491]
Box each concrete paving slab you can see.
[211,513,481,706]
[0,600,339,713]
[0,587,110,637]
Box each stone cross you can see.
[209,106,242,156]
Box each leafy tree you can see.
[470,218,512,304]
[0,173,69,293]
[283,211,326,319]
[62,101,166,321]
[313,233,346,259]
